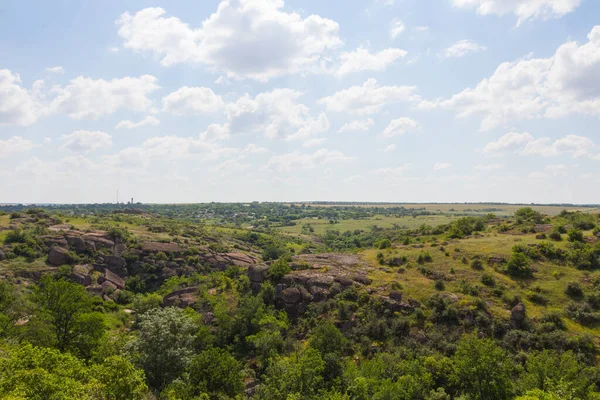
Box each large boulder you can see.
[104,269,125,290]
[163,287,199,308]
[66,236,87,253]
[0,250,6,261]
[248,264,270,292]
[105,256,126,270]
[48,247,70,266]
[511,303,526,328]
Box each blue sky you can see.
[1,0,599,203]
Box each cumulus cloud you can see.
[0,136,36,157]
[372,163,413,178]
[334,47,407,77]
[389,19,405,39]
[381,144,396,153]
[442,40,486,58]
[442,26,600,130]
[483,132,600,159]
[381,117,420,138]
[450,0,581,25]
[48,75,160,120]
[0,70,160,125]
[115,116,160,129]
[61,130,112,153]
[319,78,421,115]
[228,89,329,141]
[433,162,452,171]
[265,148,352,171]
[116,2,342,81]
[46,66,64,74]
[162,86,225,115]
[0,69,42,126]
[338,118,375,133]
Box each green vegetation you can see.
[0,204,599,398]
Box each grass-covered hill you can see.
[0,204,599,399]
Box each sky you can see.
[1,0,600,204]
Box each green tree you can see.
[269,258,291,282]
[28,276,106,357]
[452,335,514,400]
[185,347,244,399]
[309,320,347,356]
[507,252,532,277]
[127,307,197,390]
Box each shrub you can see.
[471,259,484,270]
[377,239,392,249]
[268,259,290,282]
[417,251,433,265]
[565,282,583,299]
[434,280,445,291]
[506,252,532,277]
[481,273,495,287]
[549,230,562,241]
[568,228,584,243]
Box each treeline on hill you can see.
[0,207,599,399]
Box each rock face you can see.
[48,247,70,266]
[248,264,270,292]
[163,287,199,308]
[66,236,87,253]
[389,291,402,301]
[104,256,127,277]
[103,269,125,290]
[0,250,6,261]
[140,241,183,254]
[511,302,526,328]
[268,253,372,317]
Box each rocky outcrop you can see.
[81,232,114,249]
[511,302,526,328]
[100,269,125,290]
[389,291,402,301]
[248,264,270,292]
[270,253,372,317]
[41,236,68,248]
[140,241,183,255]
[48,246,70,266]
[0,250,6,261]
[104,256,127,277]
[163,287,199,308]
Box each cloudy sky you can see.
[1,0,600,204]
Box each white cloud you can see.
[162,86,225,115]
[483,132,600,159]
[302,138,327,148]
[46,66,64,74]
[482,132,534,155]
[381,117,420,138]
[61,130,112,153]
[48,75,160,119]
[381,144,396,153]
[199,123,231,142]
[0,69,42,126]
[433,162,452,171]
[474,163,504,171]
[338,118,375,133]
[0,136,36,157]
[544,164,569,175]
[211,159,251,174]
[389,19,405,39]
[443,26,600,130]
[265,148,352,171]
[116,3,342,81]
[115,116,160,129]
[228,89,329,140]
[450,0,581,25]
[372,163,413,177]
[442,40,486,58]
[319,78,420,115]
[43,137,52,144]
[335,47,407,77]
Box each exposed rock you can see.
[41,236,68,248]
[101,280,118,293]
[140,241,183,254]
[534,224,554,233]
[248,264,270,292]
[0,250,6,261]
[163,287,199,307]
[407,298,421,309]
[389,291,402,301]
[113,243,127,256]
[48,246,70,266]
[104,269,125,290]
[48,224,72,232]
[86,285,103,296]
[225,252,258,267]
[105,256,126,270]
[82,232,114,248]
[70,271,92,286]
[66,236,87,253]
[511,303,526,328]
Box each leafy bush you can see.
[565,282,583,298]
[268,259,290,282]
[568,228,584,243]
[481,273,495,287]
[471,259,484,270]
[506,252,532,277]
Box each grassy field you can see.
[360,229,600,337]
[292,203,599,217]
[277,215,458,235]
